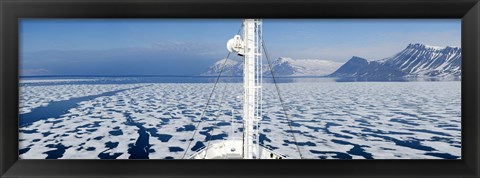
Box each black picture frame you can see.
[1,0,479,177]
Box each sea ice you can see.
[19,80,461,159]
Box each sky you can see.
[20,19,461,76]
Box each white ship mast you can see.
[188,19,284,159]
[241,19,262,159]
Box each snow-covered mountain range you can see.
[202,43,461,79]
[329,43,461,80]
[201,57,342,77]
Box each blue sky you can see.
[20,19,460,76]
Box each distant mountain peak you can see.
[349,56,369,62]
[214,58,240,66]
[201,58,243,76]
[327,56,370,78]
[274,57,292,64]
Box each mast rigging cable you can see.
[182,22,303,159]
[262,40,304,159]
[181,25,243,159]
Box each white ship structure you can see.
[188,19,286,159]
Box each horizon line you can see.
[19,75,331,78]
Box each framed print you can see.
[1,0,479,177]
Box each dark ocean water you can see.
[20,76,323,86]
